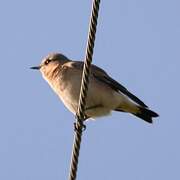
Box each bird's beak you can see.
[30,66,41,70]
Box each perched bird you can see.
[31,53,158,123]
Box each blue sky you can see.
[0,0,180,179]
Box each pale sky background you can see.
[0,0,180,180]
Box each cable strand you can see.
[68,0,101,180]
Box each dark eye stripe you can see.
[44,59,51,65]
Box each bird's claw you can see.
[74,122,86,132]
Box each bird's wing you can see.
[68,61,148,108]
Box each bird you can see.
[31,53,159,123]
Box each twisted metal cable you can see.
[68,0,101,180]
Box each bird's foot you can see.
[73,122,86,132]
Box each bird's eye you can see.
[44,59,51,65]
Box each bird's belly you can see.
[55,82,80,114]
[52,75,123,119]
[59,90,112,119]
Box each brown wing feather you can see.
[70,61,148,108]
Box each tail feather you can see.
[133,107,159,123]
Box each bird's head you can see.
[30,53,69,78]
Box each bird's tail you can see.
[133,107,159,123]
